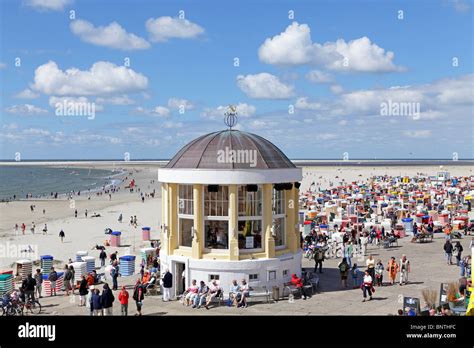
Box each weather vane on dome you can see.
[224,104,238,129]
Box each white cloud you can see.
[22,128,50,136]
[258,22,336,65]
[258,22,402,72]
[14,89,40,99]
[306,70,334,83]
[25,0,72,11]
[295,97,322,110]
[319,133,337,140]
[96,95,135,105]
[236,73,294,99]
[449,0,471,12]
[330,84,344,94]
[338,120,348,126]
[324,37,402,72]
[153,106,170,117]
[5,104,48,115]
[163,121,183,128]
[404,130,432,138]
[347,75,472,116]
[146,16,204,42]
[31,61,148,96]
[133,105,170,117]
[299,74,473,120]
[2,123,18,130]
[202,103,256,119]
[167,98,195,111]
[70,19,150,50]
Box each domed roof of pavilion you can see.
[165,129,295,170]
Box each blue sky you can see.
[0,0,472,159]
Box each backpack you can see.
[339,263,348,273]
[65,271,72,281]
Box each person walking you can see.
[74,209,78,218]
[42,224,47,235]
[453,241,464,266]
[69,265,75,294]
[34,268,43,299]
[399,255,410,286]
[351,264,362,289]
[387,257,399,285]
[78,276,88,306]
[59,230,65,242]
[366,255,376,283]
[460,255,471,277]
[338,257,350,288]
[444,240,453,265]
[101,283,115,316]
[360,233,369,256]
[86,285,94,315]
[361,270,373,302]
[314,247,325,274]
[90,289,102,316]
[85,209,88,218]
[48,267,58,296]
[118,213,123,223]
[162,268,172,302]
[64,265,73,296]
[375,259,384,287]
[99,249,107,267]
[118,286,129,316]
[111,261,119,290]
[133,279,145,316]
[344,241,353,267]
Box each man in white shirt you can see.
[360,234,368,256]
[399,254,410,285]
[362,270,373,302]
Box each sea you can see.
[0,165,125,200]
[0,159,472,200]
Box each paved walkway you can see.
[35,233,471,316]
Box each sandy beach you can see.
[0,163,163,270]
[0,162,472,270]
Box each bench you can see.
[145,282,160,296]
[179,289,224,307]
[413,233,433,243]
[303,272,320,294]
[383,237,398,248]
[248,286,271,303]
[283,282,302,299]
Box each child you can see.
[375,259,384,286]
[351,264,362,289]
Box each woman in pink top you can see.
[185,279,199,306]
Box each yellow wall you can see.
[263,184,275,258]
[228,184,239,260]
[168,183,178,254]
[192,184,203,259]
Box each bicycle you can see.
[18,298,42,315]
[1,301,23,316]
